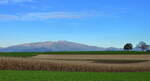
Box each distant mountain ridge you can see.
[0,40,121,52]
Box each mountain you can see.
[0,40,111,52]
[105,47,122,51]
[0,40,121,52]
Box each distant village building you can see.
[134,45,150,51]
[147,45,150,51]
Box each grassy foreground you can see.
[0,70,149,81]
[0,51,150,57]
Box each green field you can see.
[0,70,149,81]
[0,51,150,57]
[0,52,38,57]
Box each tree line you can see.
[124,41,150,51]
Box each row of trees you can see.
[124,41,150,51]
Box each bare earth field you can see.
[32,54,150,65]
[32,54,150,72]
[0,54,150,72]
[33,54,150,60]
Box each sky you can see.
[0,0,149,48]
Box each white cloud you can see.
[0,0,8,4]
[12,0,32,3]
[0,11,96,21]
[0,14,18,20]
[0,0,33,4]
[26,12,88,19]
[0,11,119,21]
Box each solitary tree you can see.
[136,41,148,51]
[124,43,133,51]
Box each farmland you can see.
[0,70,149,81]
[0,51,150,81]
[0,51,150,57]
[0,52,150,72]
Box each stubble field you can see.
[0,54,150,72]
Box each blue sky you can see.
[0,0,149,48]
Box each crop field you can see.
[0,51,150,57]
[0,70,149,81]
[0,52,39,57]
[0,52,150,81]
[0,54,149,72]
